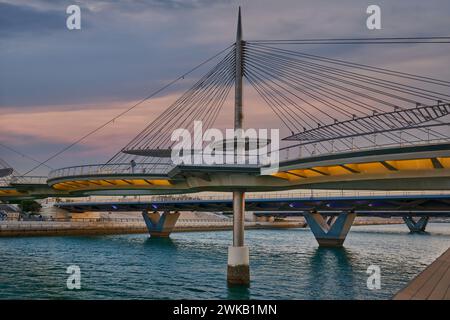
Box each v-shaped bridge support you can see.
[304,211,356,247]
[403,216,429,233]
[142,210,180,237]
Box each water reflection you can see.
[227,283,251,300]
[144,237,177,249]
[1,224,450,299]
[304,247,357,299]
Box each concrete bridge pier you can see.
[304,211,356,247]
[141,210,180,237]
[227,190,250,286]
[403,216,429,233]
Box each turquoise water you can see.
[1,223,450,299]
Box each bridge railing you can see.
[9,176,48,185]
[45,135,450,181]
[277,136,450,162]
[48,163,174,180]
[0,218,233,226]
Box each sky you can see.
[1,0,450,174]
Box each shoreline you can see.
[0,220,303,237]
[0,218,405,237]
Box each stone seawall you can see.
[354,217,404,225]
[0,221,148,237]
[0,220,304,237]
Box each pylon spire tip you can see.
[236,6,242,41]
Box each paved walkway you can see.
[394,247,450,300]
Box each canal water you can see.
[1,223,450,299]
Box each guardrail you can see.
[45,137,450,181]
[9,176,48,185]
[17,217,145,223]
[48,162,174,180]
[276,137,450,163]
[0,218,232,225]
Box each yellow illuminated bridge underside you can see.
[52,179,172,192]
[273,157,450,181]
[2,143,449,199]
[0,188,25,196]
[47,156,450,193]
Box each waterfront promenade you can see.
[394,246,450,300]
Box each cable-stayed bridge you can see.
[1,8,450,284]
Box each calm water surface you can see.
[1,223,450,299]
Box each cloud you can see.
[1,0,450,172]
[0,2,65,38]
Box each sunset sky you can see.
[1,0,450,175]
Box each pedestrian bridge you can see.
[46,141,450,194]
[1,141,450,201]
[2,8,450,286]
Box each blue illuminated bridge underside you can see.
[56,194,450,217]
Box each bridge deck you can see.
[394,247,450,300]
[55,194,450,216]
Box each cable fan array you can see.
[106,46,236,169]
[106,38,450,169]
[243,41,450,155]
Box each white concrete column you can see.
[227,190,250,285]
[233,191,245,246]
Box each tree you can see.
[18,200,42,214]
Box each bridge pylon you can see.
[141,210,180,238]
[304,211,356,247]
[227,7,250,286]
[403,216,429,233]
